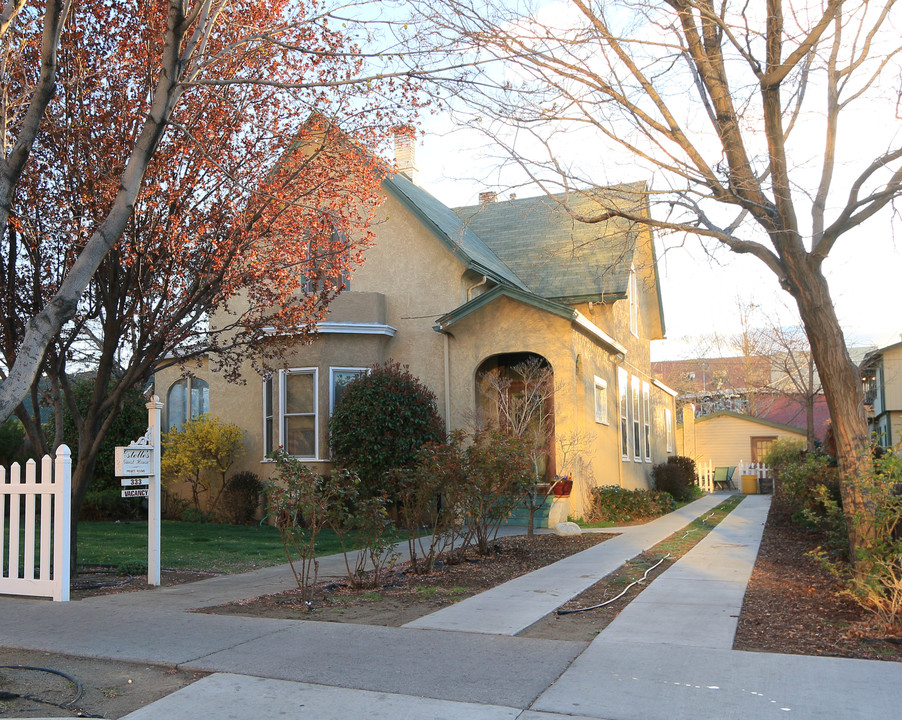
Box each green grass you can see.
[76,520,354,574]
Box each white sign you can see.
[120,477,149,487]
[115,446,152,477]
[121,488,149,499]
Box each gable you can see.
[695,410,806,436]
[454,182,647,302]
[382,175,528,291]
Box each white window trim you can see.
[594,376,609,425]
[642,381,652,462]
[632,375,642,461]
[629,264,639,338]
[329,367,368,415]
[618,367,630,461]
[262,368,319,461]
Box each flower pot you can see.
[552,479,573,497]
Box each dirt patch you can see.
[0,648,203,719]
[518,549,675,641]
[200,533,613,626]
[734,500,902,662]
[70,566,220,600]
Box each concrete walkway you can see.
[3,492,901,719]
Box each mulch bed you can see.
[734,500,902,661]
[199,533,612,625]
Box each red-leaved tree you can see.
[1,0,423,561]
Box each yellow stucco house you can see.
[862,340,902,448]
[156,167,677,520]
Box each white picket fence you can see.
[696,460,770,493]
[0,446,71,601]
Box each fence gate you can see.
[0,446,71,601]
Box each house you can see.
[677,404,806,469]
[653,355,831,440]
[861,339,902,448]
[155,148,677,522]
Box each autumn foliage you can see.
[0,0,424,557]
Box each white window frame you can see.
[642,381,652,462]
[594,376,609,425]
[632,375,641,461]
[618,367,629,460]
[263,368,319,460]
[166,376,209,431]
[629,264,639,338]
[329,367,368,414]
[665,407,674,453]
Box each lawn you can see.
[76,520,351,574]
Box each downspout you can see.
[466,275,488,302]
[443,331,451,436]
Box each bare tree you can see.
[414,0,902,560]
[479,355,556,536]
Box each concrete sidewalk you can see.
[4,492,902,719]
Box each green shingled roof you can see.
[383,175,529,291]
[454,183,647,301]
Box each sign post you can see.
[114,396,163,586]
[146,396,162,586]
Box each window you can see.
[750,436,776,464]
[665,408,674,453]
[330,367,366,414]
[593,376,609,425]
[263,369,318,459]
[618,368,629,459]
[629,264,638,337]
[166,377,209,431]
[632,375,641,460]
[642,381,651,461]
[305,231,350,294]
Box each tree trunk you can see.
[784,253,873,562]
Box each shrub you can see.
[766,438,841,530]
[652,459,698,502]
[400,432,472,574]
[220,471,263,525]
[462,428,534,555]
[589,486,674,523]
[161,414,246,514]
[329,361,445,498]
[79,487,143,521]
[667,455,698,483]
[815,451,902,633]
[0,417,25,467]
[56,379,149,492]
[265,451,331,604]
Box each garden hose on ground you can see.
[0,663,104,716]
[556,553,671,615]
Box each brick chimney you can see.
[479,191,497,204]
[393,126,418,184]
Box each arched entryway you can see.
[474,352,556,480]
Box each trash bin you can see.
[741,474,758,494]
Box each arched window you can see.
[166,377,210,431]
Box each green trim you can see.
[382,175,528,291]
[435,285,575,329]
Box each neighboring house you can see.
[861,339,902,448]
[677,404,806,468]
[156,147,676,521]
[653,355,831,440]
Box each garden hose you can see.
[556,553,671,615]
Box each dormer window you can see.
[629,264,638,337]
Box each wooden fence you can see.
[0,446,71,601]
[696,460,770,493]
